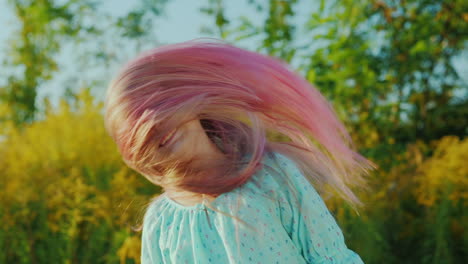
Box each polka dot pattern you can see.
[140,152,365,263]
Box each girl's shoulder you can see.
[142,194,168,226]
[260,151,301,186]
[142,151,294,217]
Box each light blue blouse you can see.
[141,151,365,263]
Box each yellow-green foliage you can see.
[0,87,161,264]
[317,136,468,264]
[413,136,468,208]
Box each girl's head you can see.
[104,37,377,210]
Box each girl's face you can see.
[160,118,224,166]
[159,118,226,203]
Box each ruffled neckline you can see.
[160,191,231,210]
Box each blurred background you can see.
[0,0,466,263]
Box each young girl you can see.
[104,38,378,263]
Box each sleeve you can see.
[272,153,365,264]
[140,202,164,264]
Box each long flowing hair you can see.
[104,37,378,236]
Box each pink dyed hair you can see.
[104,37,378,227]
